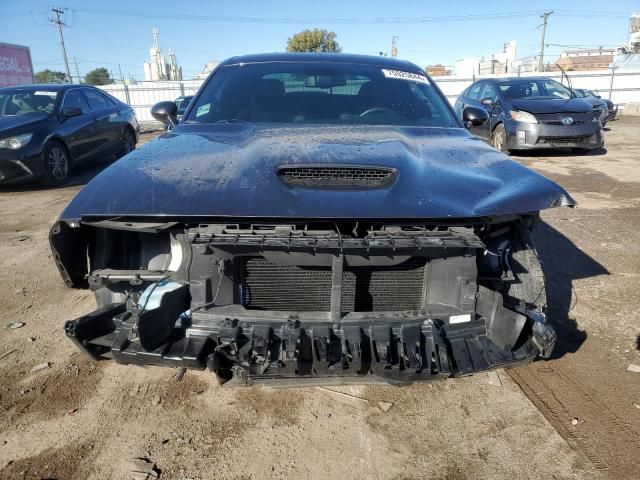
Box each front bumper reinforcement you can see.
[64,303,552,385]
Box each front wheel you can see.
[491,124,511,154]
[41,141,70,186]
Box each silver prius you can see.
[455,77,604,154]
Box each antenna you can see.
[555,63,575,98]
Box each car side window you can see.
[83,89,111,111]
[467,82,483,101]
[482,83,499,103]
[61,90,90,114]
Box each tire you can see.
[507,224,547,311]
[491,124,510,154]
[117,128,136,158]
[41,141,70,186]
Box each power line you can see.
[73,8,543,24]
[50,7,72,83]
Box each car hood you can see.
[59,124,575,221]
[0,115,46,134]
[510,97,594,114]
[579,97,606,108]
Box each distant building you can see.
[455,41,517,76]
[628,12,640,53]
[454,57,481,77]
[479,58,507,75]
[611,12,640,71]
[553,48,616,71]
[425,64,451,76]
[143,27,183,81]
[194,60,221,80]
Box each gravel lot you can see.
[0,119,639,480]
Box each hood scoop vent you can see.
[278,165,397,188]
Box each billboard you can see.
[0,42,34,86]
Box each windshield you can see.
[185,62,458,127]
[498,79,573,100]
[0,89,58,116]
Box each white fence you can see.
[101,80,202,126]
[99,69,640,128]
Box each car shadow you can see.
[0,154,117,193]
[533,221,609,358]
[513,147,607,158]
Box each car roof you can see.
[489,77,553,83]
[219,52,423,72]
[0,83,97,93]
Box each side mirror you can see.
[462,106,489,128]
[151,101,178,128]
[595,95,601,99]
[61,106,82,119]
[480,97,494,107]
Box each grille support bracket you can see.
[330,253,344,323]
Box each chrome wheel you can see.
[48,146,69,181]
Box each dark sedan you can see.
[454,77,604,154]
[0,84,139,185]
[53,53,570,386]
[572,88,609,126]
[574,89,617,123]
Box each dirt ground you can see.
[0,119,639,480]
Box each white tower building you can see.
[143,27,183,81]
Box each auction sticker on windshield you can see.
[381,69,429,84]
[196,103,210,117]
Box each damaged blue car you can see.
[52,53,573,385]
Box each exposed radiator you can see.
[241,257,426,312]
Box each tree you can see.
[286,29,342,53]
[84,68,112,86]
[34,69,67,84]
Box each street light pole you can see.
[391,36,398,58]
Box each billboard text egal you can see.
[0,43,34,86]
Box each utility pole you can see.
[73,57,81,83]
[538,11,553,72]
[51,7,72,83]
[118,64,124,82]
[391,36,398,58]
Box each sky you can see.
[0,0,638,81]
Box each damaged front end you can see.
[52,215,555,385]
